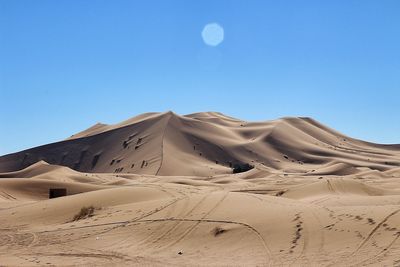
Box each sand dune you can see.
[1,112,399,176]
[0,112,399,266]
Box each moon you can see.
[201,23,224,46]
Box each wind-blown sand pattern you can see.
[0,112,399,266]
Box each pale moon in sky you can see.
[201,23,224,46]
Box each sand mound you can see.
[0,178,106,201]
[0,160,78,178]
[283,178,389,199]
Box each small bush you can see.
[73,206,96,221]
[232,163,254,174]
[122,141,128,148]
[212,226,226,236]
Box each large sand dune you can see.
[0,112,399,266]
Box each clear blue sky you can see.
[1,0,399,155]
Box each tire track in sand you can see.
[136,217,273,265]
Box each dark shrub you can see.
[232,163,254,174]
[73,206,96,221]
[212,226,226,236]
[91,154,100,169]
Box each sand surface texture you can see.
[1,112,400,266]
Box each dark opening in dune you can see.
[49,188,67,199]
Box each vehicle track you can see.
[165,192,230,248]
[136,217,273,265]
[349,232,400,266]
[150,192,210,245]
[353,208,400,254]
[326,208,400,267]
[38,196,186,234]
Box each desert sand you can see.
[0,111,400,266]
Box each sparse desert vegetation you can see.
[232,163,254,174]
[72,206,96,221]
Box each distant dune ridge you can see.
[1,112,400,266]
[0,111,399,176]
